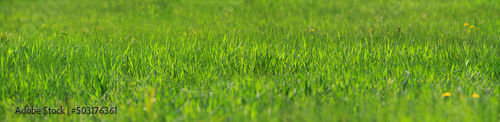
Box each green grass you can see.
[1,0,500,121]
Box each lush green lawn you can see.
[1,0,499,121]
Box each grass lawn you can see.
[1,0,500,121]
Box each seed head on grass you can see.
[0,32,13,42]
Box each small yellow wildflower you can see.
[42,24,46,27]
[472,93,479,98]
[442,92,451,97]
[464,23,469,26]
[110,39,113,42]
[469,25,474,29]
[310,29,315,32]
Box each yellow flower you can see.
[310,29,315,32]
[469,25,474,28]
[110,39,113,42]
[472,93,479,98]
[42,24,46,27]
[442,92,451,97]
[464,23,469,26]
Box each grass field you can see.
[1,0,500,121]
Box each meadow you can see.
[1,0,500,121]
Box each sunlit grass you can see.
[1,0,499,121]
